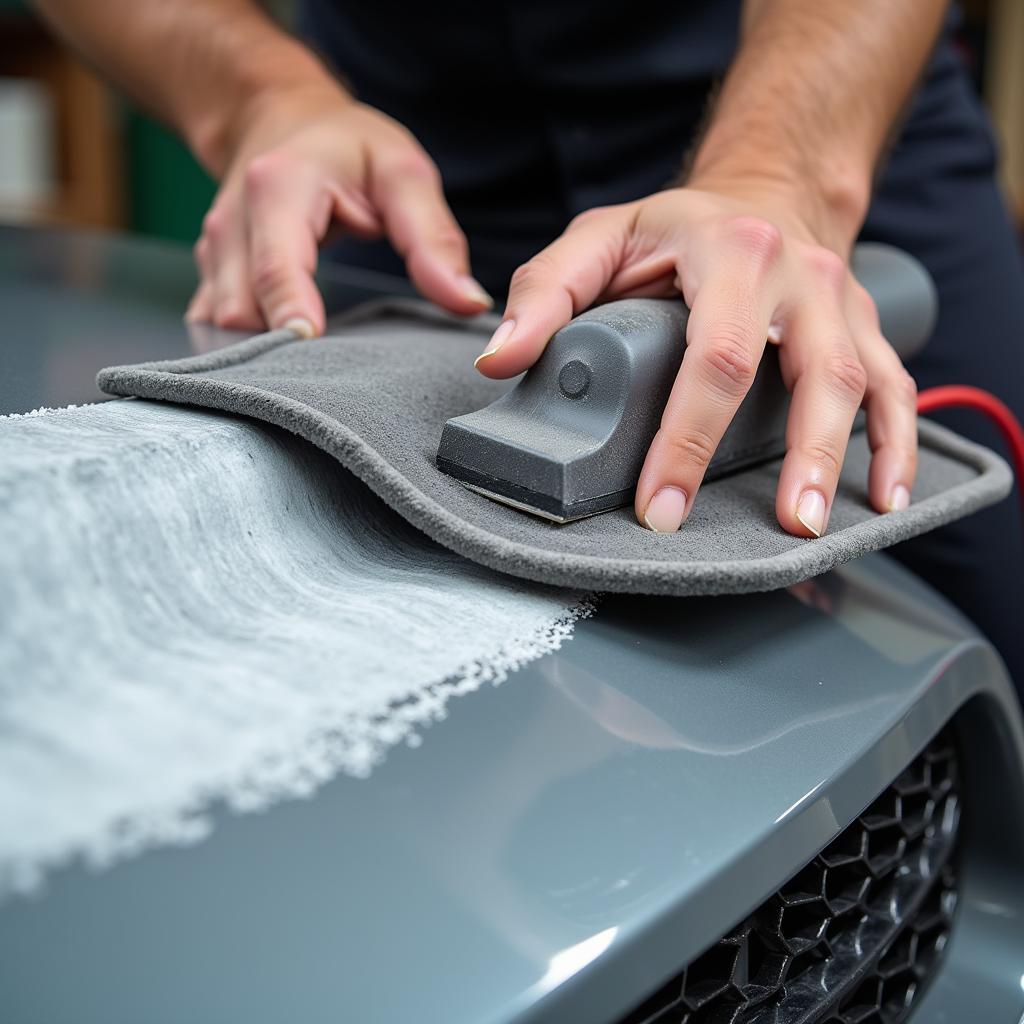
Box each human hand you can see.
[473,184,917,537]
[186,87,491,335]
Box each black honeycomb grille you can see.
[621,728,961,1024]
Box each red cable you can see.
[917,385,1024,516]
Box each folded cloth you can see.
[98,300,1012,597]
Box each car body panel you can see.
[2,227,1022,1023]
[3,559,1023,1023]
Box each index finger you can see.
[244,154,331,334]
[373,158,492,316]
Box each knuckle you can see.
[797,440,844,479]
[889,441,919,464]
[384,149,440,185]
[892,367,918,404]
[805,245,846,290]
[250,251,290,295]
[424,222,467,257]
[567,205,612,230]
[201,206,227,242]
[822,348,868,401]
[698,330,759,397]
[213,303,255,330]
[852,281,881,324]
[723,215,783,266]
[567,208,598,231]
[243,151,288,193]
[660,427,718,470]
[192,236,209,263]
[509,256,552,293]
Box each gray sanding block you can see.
[437,244,937,522]
[96,291,1011,597]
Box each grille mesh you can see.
[621,728,961,1024]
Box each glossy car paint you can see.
[1,227,1022,1024]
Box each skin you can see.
[36,0,947,536]
[33,0,493,333]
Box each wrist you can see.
[687,145,870,256]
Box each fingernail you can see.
[796,489,827,537]
[889,484,910,512]
[283,316,316,339]
[475,319,515,367]
[460,275,493,308]
[643,487,687,533]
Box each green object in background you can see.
[126,111,216,244]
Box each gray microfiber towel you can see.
[98,299,1013,596]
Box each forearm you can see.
[32,0,346,175]
[689,0,947,251]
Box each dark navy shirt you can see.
[299,2,992,297]
[300,0,741,288]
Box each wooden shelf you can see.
[986,0,1024,223]
[0,9,122,228]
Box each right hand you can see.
[185,87,492,335]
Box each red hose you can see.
[917,385,1024,516]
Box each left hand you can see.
[473,184,918,537]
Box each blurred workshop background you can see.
[0,0,1022,244]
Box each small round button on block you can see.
[558,359,591,399]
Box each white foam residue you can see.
[0,400,593,900]
[0,401,83,420]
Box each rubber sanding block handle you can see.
[436,243,937,522]
[850,242,937,361]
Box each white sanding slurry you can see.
[0,399,591,900]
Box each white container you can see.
[0,77,56,221]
